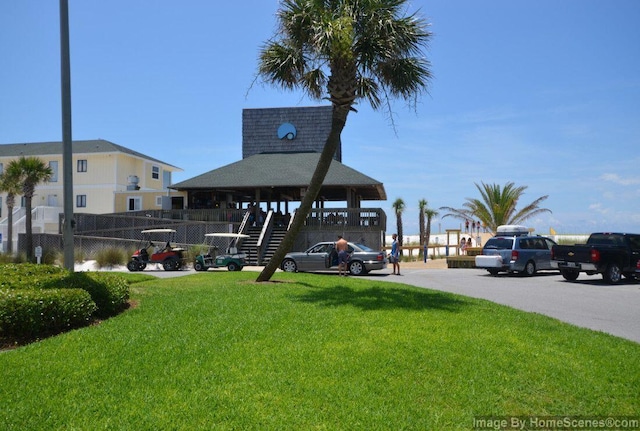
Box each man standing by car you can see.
[336,235,349,276]
[391,233,401,275]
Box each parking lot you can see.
[362,265,640,344]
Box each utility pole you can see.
[60,0,74,270]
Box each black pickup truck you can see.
[551,233,640,283]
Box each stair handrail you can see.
[238,210,251,235]
[256,210,274,264]
[236,210,252,251]
[287,209,296,231]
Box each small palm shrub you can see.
[94,247,128,268]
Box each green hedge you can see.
[0,264,130,340]
[65,272,130,318]
[0,263,68,290]
[0,288,96,339]
[0,264,129,318]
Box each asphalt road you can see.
[361,267,640,344]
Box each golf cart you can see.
[193,233,249,272]
[127,228,186,271]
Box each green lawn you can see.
[1,272,638,430]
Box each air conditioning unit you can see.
[126,175,140,190]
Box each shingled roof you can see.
[242,106,340,161]
[0,139,181,170]
[170,152,386,201]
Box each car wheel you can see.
[194,261,205,271]
[227,262,239,272]
[348,260,366,276]
[603,263,622,284]
[522,261,536,276]
[127,260,139,272]
[281,259,297,272]
[560,268,579,281]
[488,269,500,276]
[163,258,178,271]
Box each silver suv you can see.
[475,232,558,276]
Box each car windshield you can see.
[483,238,514,250]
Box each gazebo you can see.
[169,106,388,253]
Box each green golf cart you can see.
[193,233,249,272]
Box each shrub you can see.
[42,248,59,265]
[94,247,128,268]
[75,249,85,263]
[0,263,68,290]
[65,272,130,318]
[0,264,129,318]
[0,288,96,340]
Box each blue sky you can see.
[1,1,639,235]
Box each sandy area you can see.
[398,258,448,270]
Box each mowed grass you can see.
[1,272,638,430]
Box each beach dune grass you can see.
[1,272,638,429]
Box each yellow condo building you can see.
[0,139,184,252]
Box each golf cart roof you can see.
[141,228,177,234]
[204,233,250,238]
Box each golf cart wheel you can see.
[281,259,297,273]
[227,262,240,272]
[127,260,139,272]
[348,260,366,276]
[163,258,179,271]
[194,261,205,271]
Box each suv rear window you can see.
[483,238,513,250]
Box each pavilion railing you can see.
[303,208,386,231]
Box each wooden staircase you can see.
[261,227,287,265]
[240,228,260,265]
[240,227,288,266]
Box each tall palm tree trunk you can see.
[24,196,34,261]
[257,106,349,282]
[425,215,433,257]
[6,196,14,254]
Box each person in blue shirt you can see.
[390,233,401,275]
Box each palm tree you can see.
[255,0,432,281]
[392,198,405,246]
[0,165,23,254]
[423,206,439,254]
[418,199,427,248]
[12,157,53,261]
[440,182,551,233]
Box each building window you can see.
[76,195,87,208]
[152,165,160,180]
[156,196,163,207]
[128,197,141,211]
[49,161,58,182]
[77,160,87,172]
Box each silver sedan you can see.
[281,241,387,275]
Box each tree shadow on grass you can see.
[291,284,469,312]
